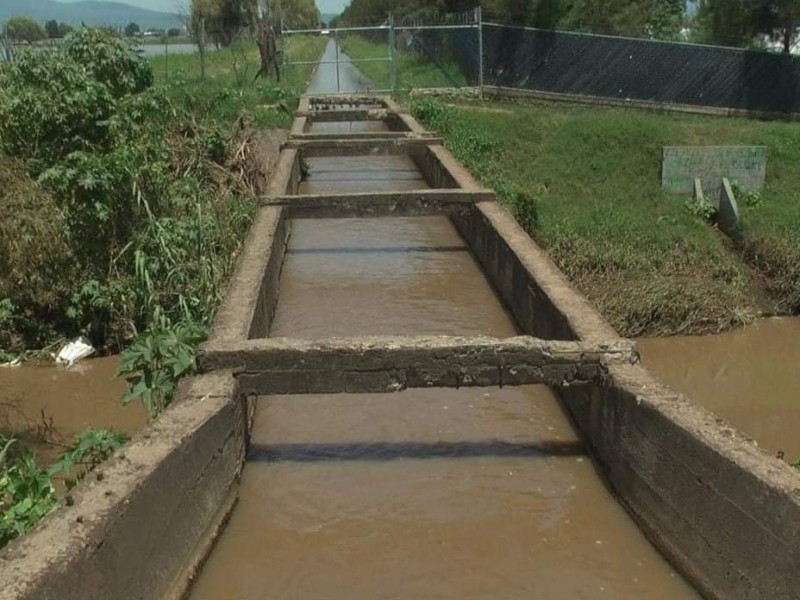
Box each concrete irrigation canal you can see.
[1,41,799,600]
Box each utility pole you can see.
[476,6,484,97]
[334,28,341,93]
[199,18,206,80]
[389,13,397,92]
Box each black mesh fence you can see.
[482,24,800,114]
[414,26,481,87]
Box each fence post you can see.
[389,13,397,92]
[335,28,341,93]
[199,18,207,81]
[476,6,484,97]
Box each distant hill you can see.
[0,0,182,30]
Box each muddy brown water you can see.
[308,120,388,134]
[190,153,699,598]
[190,386,698,600]
[268,217,518,338]
[639,317,800,459]
[299,154,429,195]
[0,357,147,465]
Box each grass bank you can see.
[412,98,800,337]
[150,35,326,129]
[338,34,468,91]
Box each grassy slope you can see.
[339,34,468,91]
[149,36,327,128]
[415,99,800,337]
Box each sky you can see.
[56,0,189,12]
[315,0,348,14]
[57,0,349,16]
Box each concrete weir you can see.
[1,96,798,600]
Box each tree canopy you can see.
[188,0,319,46]
[44,20,73,39]
[4,16,46,43]
[337,0,687,38]
[336,0,800,50]
[124,22,141,37]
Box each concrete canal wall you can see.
[0,95,798,600]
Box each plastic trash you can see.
[56,336,95,367]
[0,357,22,368]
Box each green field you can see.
[412,98,800,337]
[339,34,468,91]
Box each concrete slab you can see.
[262,189,494,218]
[201,335,638,394]
[284,136,444,158]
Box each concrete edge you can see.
[284,136,444,155]
[290,116,307,136]
[397,111,428,134]
[305,94,391,107]
[482,85,800,122]
[263,189,494,218]
[427,145,485,190]
[0,372,246,600]
[454,201,620,343]
[265,148,299,197]
[200,336,638,395]
[290,131,437,141]
[208,207,287,344]
[560,364,800,600]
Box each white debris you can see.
[0,357,22,368]
[56,336,95,367]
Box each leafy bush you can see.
[62,28,152,97]
[117,321,208,419]
[1,429,127,547]
[0,441,56,546]
[0,53,116,171]
[0,28,260,355]
[48,429,128,491]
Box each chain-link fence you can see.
[256,12,800,114]
[281,9,482,95]
[481,23,800,114]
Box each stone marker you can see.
[693,177,705,204]
[662,146,766,197]
[717,177,743,242]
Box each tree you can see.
[45,19,60,39]
[5,17,46,43]
[647,0,684,39]
[695,0,752,45]
[748,0,800,52]
[260,0,319,29]
[167,28,182,37]
[124,22,141,37]
[190,0,257,47]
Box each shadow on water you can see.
[249,440,586,463]
[286,245,468,255]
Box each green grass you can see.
[413,98,800,337]
[149,36,327,128]
[339,34,468,91]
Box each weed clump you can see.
[1,429,127,547]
